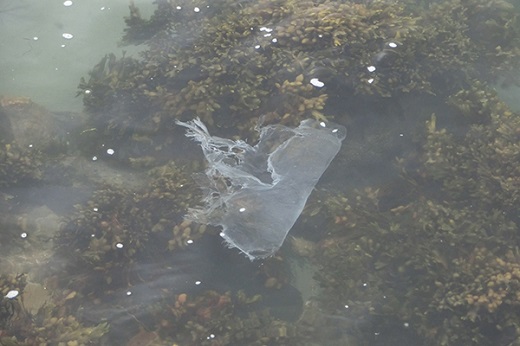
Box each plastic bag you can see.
[177,118,346,260]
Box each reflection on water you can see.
[1,0,520,345]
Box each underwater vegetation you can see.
[51,162,201,294]
[302,85,520,345]
[0,142,42,189]
[0,0,519,344]
[78,0,520,137]
[0,273,109,346]
[0,98,49,188]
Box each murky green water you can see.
[1,0,520,345]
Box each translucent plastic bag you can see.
[177,118,346,260]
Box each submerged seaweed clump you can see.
[78,0,520,143]
[423,108,519,219]
[0,143,43,188]
[0,273,108,345]
[52,162,201,296]
[150,290,270,345]
[0,274,26,330]
[300,82,520,344]
[438,247,520,317]
[140,288,358,345]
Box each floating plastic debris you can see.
[177,118,346,260]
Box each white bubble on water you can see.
[5,290,19,299]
